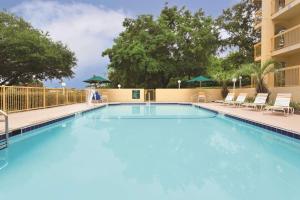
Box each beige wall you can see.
[98,89,145,102]
[229,87,300,102]
[155,89,198,102]
[261,0,274,63]
[278,54,300,67]
[155,88,256,102]
[155,88,224,102]
[97,88,224,103]
[97,86,300,103]
[288,11,300,28]
[198,88,223,102]
[270,86,300,102]
[261,0,275,87]
[228,88,257,98]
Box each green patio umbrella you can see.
[83,75,111,87]
[187,75,211,87]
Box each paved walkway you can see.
[195,103,300,134]
[0,103,105,133]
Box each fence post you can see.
[26,88,29,110]
[0,86,2,110]
[43,87,46,108]
[2,86,6,112]
[65,88,68,104]
[56,90,59,105]
[299,67,300,85]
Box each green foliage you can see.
[207,56,235,98]
[237,60,282,93]
[0,12,77,85]
[290,102,300,112]
[102,5,219,88]
[217,0,259,64]
[246,97,255,103]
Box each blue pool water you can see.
[0,104,300,199]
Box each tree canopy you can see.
[102,6,219,88]
[217,0,259,64]
[0,12,77,85]
[205,0,259,91]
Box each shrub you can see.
[246,97,255,103]
[290,102,300,112]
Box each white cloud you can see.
[11,1,129,87]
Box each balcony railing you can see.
[272,24,300,51]
[254,9,262,26]
[275,65,300,87]
[272,0,295,14]
[254,42,262,59]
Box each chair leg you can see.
[289,107,294,115]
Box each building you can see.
[253,0,300,88]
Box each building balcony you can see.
[271,24,300,56]
[254,9,262,29]
[274,65,300,86]
[272,0,300,20]
[254,42,262,61]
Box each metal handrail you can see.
[272,24,300,51]
[254,9,262,25]
[272,0,296,15]
[274,65,300,86]
[0,110,8,117]
[0,110,9,148]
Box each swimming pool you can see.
[0,104,300,199]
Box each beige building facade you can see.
[253,0,300,87]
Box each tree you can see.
[208,56,234,98]
[217,0,260,64]
[237,60,281,93]
[102,5,219,88]
[0,12,77,85]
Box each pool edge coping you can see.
[1,102,299,142]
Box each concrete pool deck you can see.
[0,103,105,134]
[195,102,300,135]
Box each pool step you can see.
[0,138,8,150]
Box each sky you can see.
[1,0,239,88]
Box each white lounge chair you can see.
[215,93,235,104]
[265,93,294,115]
[191,92,207,103]
[231,93,247,107]
[197,92,207,102]
[243,93,268,110]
